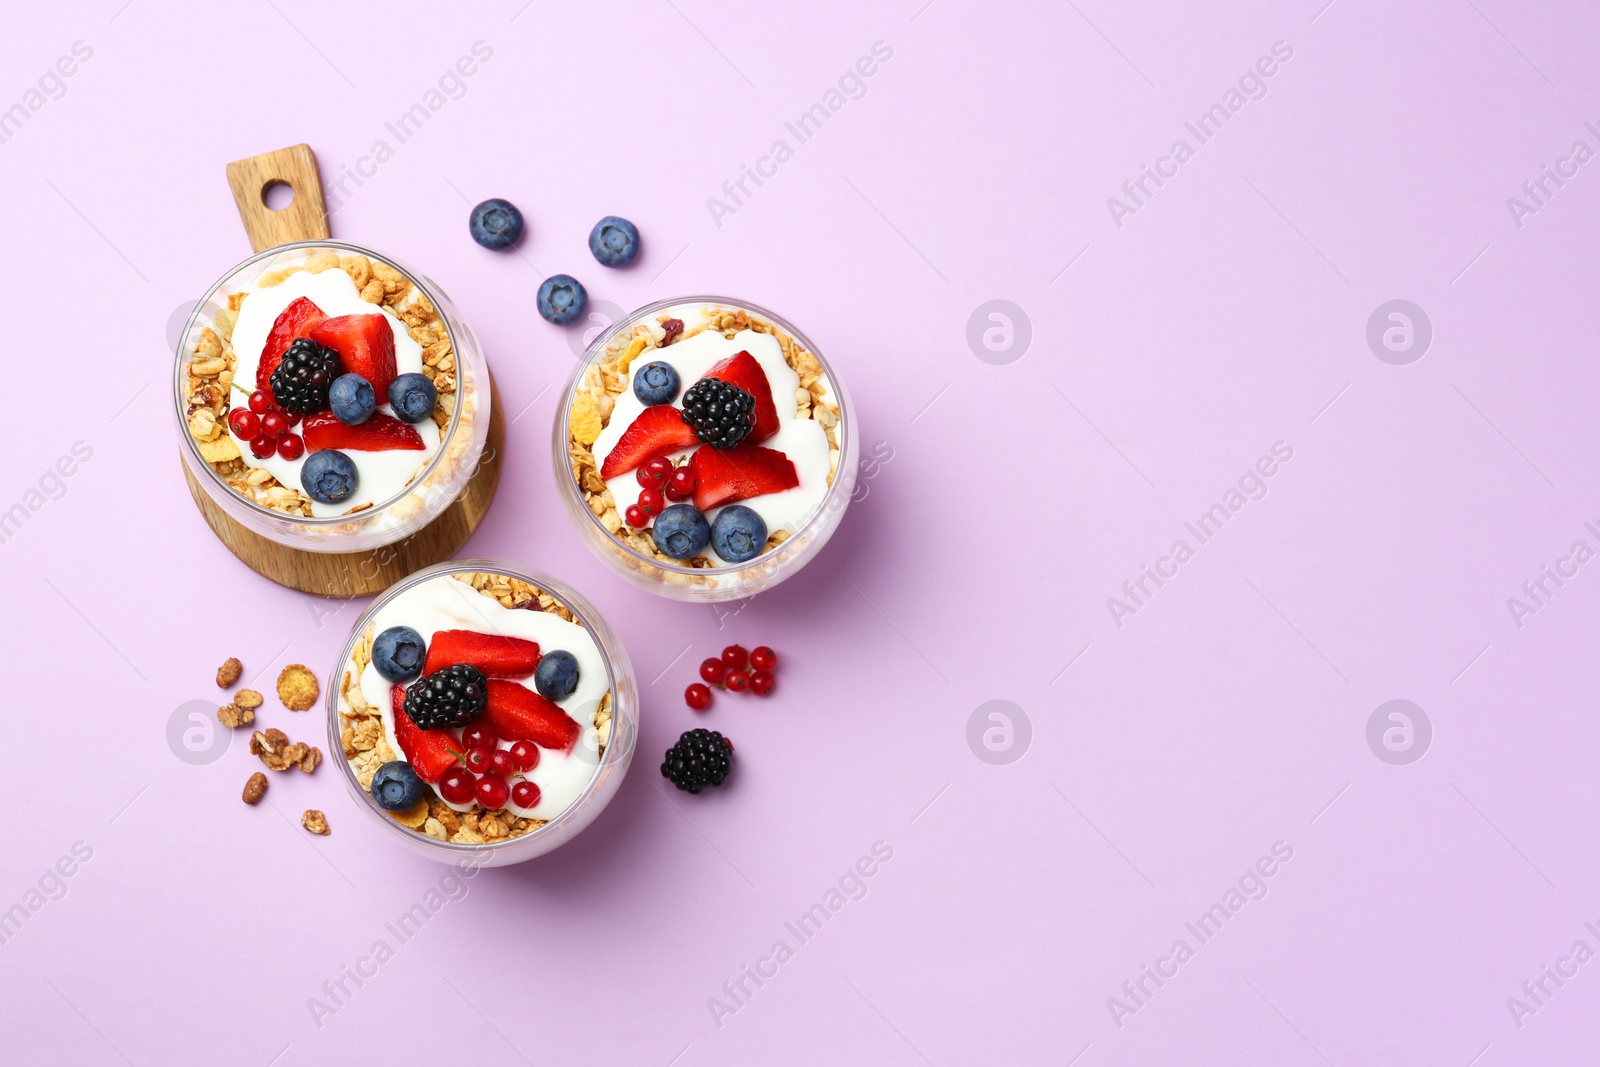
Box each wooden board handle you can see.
[225,144,330,252]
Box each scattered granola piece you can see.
[250,728,295,771]
[277,664,319,711]
[217,702,254,729]
[570,393,603,445]
[301,810,330,835]
[242,772,268,805]
[235,689,263,710]
[215,658,242,688]
[298,746,322,774]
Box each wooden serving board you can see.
[185,143,504,597]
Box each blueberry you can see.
[632,360,680,405]
[469,198,525,250]
[372,626,426,683]
[711,505,768,563]
[300,449,358,504]
[537,274,588,325]
[535,649,580,701]
[652,503,711,560]
[328,373,376,425]
[588,216,640,268]
[370,761,425,812]
[388,372,437,424]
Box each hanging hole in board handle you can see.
[262,180,295,211]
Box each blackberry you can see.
[681,378,756,450]
[402,664,487,730]
[270,337,343,415]
[660,728,734,794]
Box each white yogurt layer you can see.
[590,317,834,566]
[227,267,440,517]
[357,575,608,822]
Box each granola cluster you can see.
[335,571,613,846]
[566,306,842,574]
[181,250,461,517]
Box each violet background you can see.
[4,0,1599,1063]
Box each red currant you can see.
[249,434,276,459]
[750,670,775,696]
[699,657,727,685]
[489,749,516,778]
[509,739,540,772]
[261,411,289,439]
[750,646,777,671]
[685,683,712,711]
[722,644,749,671]
[637,456,673,489]
[228,409,260,438]
[276,434,304,460]
[439,767,476,805]
[462,724,499,750]
[476,775,510,809]
[625,504,649,529]
[248,390,272,414]
[726,670,750,693]
[665,467,697,501]
[464,746,493,775]
[285,409,302,426]
[511,780,542,809]
[637,487,664,518]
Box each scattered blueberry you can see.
[388,372,437,424]
[535,649,580,701]
[469,198,525,250]
[372,626,426,683]
[632,360,680,405]
[588,216,640,268]
[328,372,376,425]
[652,503,711,560]
[370,761,425,812]
[711,505,768,563]
[300,449,358,504]
[537,274,588,325]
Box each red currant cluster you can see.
[686,644,777,710]
[229,388,305,461]
[436,722,543,810]
[625,455,699,528]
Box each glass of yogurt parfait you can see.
[174,241,489,553]
[556,297,857,602]
[327,560,637,866]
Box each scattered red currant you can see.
[509,739,540,772]
[699,657,727,685]
[726,670,750,693]
[625,504,649,529]
[276,434,304,460]
[749,670,775,696]
[464,746,493,775]
[511,780,542,808]
[462,723,499,750]
[476,775,510,809]
[249,434,276,459]
[489,749,516,778]
[665,466,698,501]
[438,767,476,805]
[750,646,777,671]
[637,487,665,518]
[686,683,712,711]
[248,390,272,414]
[722,644,749,671]
[637,456,673,489]
[261,410,289,439]
[228,409,260,438]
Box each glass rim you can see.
[173,239,469,526]
[325,558,629,854]
[558,294,853,577]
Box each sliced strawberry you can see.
[309,314,397,398]
[690,444,799,510]
[302,411,425,452]
[424,630,540,679]
[484,680,580,752]
[599,404,699,479]
[257,296,327,390]
[704,350,779,443]
[390,685,460,782]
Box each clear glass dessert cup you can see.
[326,559,638,867]
[173,240,490,554]
[553,296,858,602]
